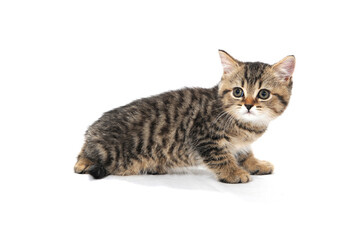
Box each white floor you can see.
[2,145,359,240]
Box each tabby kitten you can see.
[75,50,295,183]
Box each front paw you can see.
[249,160,274,175]
[219,169,251,184]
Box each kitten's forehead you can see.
[242,62,270,86]
[225,62,271,92]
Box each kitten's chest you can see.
[225,137,251,155]
[223,123,266,155]
[223,134,259,156]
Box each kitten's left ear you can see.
[272,55,296,82]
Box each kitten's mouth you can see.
[242,111,258,119]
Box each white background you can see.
[1,0,359,239]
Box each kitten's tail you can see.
[88,164,110,179]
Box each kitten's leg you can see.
[198,143,250,183]
[238,152,274,175]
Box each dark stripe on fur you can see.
[221,89,231,97]
[235,121,266,134]
[273,93,288,106]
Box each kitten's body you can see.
[75,50,295,183]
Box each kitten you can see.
[74,50,295,183]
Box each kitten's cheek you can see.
[237,109,248,117]
[238,108,247,114]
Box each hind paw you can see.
[74,157,94,174]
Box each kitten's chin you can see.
[240,113,261,123]
[238,112,271,126]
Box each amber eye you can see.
[233,87,244,98]
[257,89,270,100]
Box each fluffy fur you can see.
[75,50,295,183]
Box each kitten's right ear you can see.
[219,50,239,75]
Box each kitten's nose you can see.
[245,104,254,111]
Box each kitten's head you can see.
[218,50,295,126]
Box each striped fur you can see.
[75,50,295,183]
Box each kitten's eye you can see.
[257,89,270,100]
[233,87,244,98]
